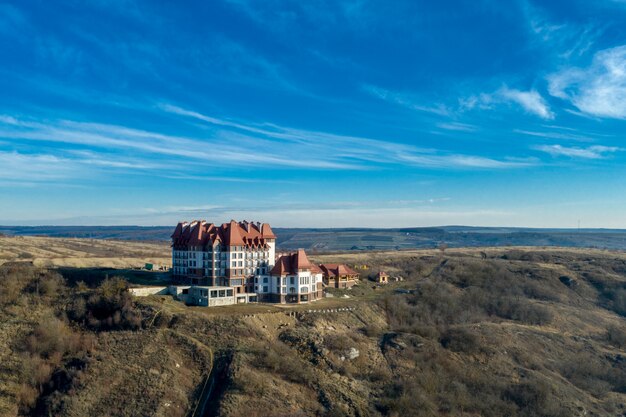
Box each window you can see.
[282,287,286,294]
[290,276,295,285]
[219,290,226,297]
[238,261,242,267]
[227,289,233,296]
[263,277,268,283]
[182,288,189,295]
[255,277,258,284]
[210,290,217,297]
[263,285,268,293]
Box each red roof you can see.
[271,249,317,275]
[319,264,359,278]
[171,220,276,248]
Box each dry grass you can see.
[1,245,626,417]
[0,236,170,269]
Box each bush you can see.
[324,334,353,353]
[557,352,625,397]
[68,277,142,330]
[17,316,94,415]
[485,298,553,325]
[607,325,626,348]
[25,271,65,298]
[503,380,565,417]
[255,341,315,386]
[439,328,480,353]
[0,265,34,306]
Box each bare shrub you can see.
[503,380,565,417]
[69,277,142,330]
[0,273,24,305]
[254,341,315,386]
[324,334,353,353]
[439,327,480,353]
[23,318,84,360]
[16,383,39,411]
[25,270,65,298]
[557,352,623,397]
[0,265,33,305]
[607,325,626,348]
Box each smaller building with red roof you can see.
[318,264,360,289]
[261,249,323,303]
[376,271,389,284]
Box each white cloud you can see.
[462,87,554,119]
[436,122,477,132]
[160,105,528,169]
[548,45,626,119]
[535,144,620,159]
[514,129,595,142]
[499,88,555,119]
[0,151,74,181]
[362,84,450,116]
[525,6,600,60]
[0,104,533,186]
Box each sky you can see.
[1,0,626,228]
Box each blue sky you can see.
[1,0,626,227]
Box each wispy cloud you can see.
[462,87,554,119]
[499,88,555,119]
[0,104,533,183]
[548,45,626,119]
[535,144,620,159]
[0,151,75,181]
[161,104,531,169]
[523,1,602,60]
[514,129,596,142]
[436,122,477,132]
[362,84,450,116]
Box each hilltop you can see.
[0,243,624,416]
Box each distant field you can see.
[0,236,170,269]
[3,225,626,251]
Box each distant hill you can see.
[1,225,626,250]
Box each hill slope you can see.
[0,247,625,416]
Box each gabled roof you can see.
[171,219,276,248]
[271,249,317,275]
[261,223,276,239]
[319,263,359,278]
[226,220,245,246]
